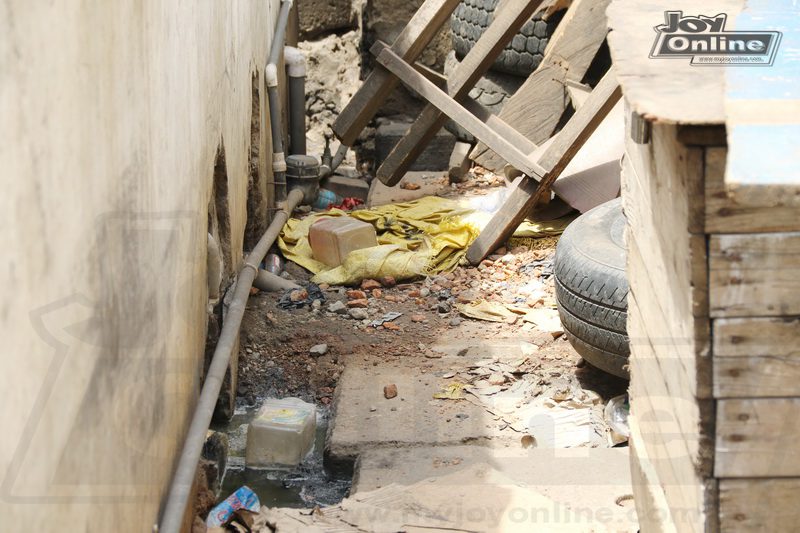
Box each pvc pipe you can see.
[159,189,303,533]
[319,143,349,178]
[284,46,306,78]
[285,46,307,156]
[266,0,294,202]
[268,84,287,202]
[253,269,300,292]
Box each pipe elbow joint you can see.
[265,64,279,88]
[284,46,307,78]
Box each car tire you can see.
[554,198,630,379]
[450,0,565,77]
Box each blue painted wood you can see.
[726,1,800,186]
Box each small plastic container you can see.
[245,397,316,468]
[309,217,378,267]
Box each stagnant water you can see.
[211,401,351,508]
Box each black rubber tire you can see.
[554,198,630,379]
[450,0,565,76]
[442,51,524,143]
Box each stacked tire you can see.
[553,199,630,379]
[445,0,565,142]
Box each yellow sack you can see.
[278,195,570,286]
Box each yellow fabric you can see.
[278,196,569,286]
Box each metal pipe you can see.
[266,0,294,202]
[285,46,307,156]
[159,189,303,533]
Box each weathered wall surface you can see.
[297,0,360,39]
[0,1,279,530]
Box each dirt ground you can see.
[236,179,627,416]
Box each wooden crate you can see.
[609,1,800,531]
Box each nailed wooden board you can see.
[719,479,800,532]
[606,0,739,125]
[465,70,621,263]
[705,146,800,234]
[713,316,800,397]
[714,317,800,358]
[375,0,545,185]
[331,0,461,146]
[471,0,610,171]
[716,398,800,477]
[709,233,800,317]
[714,356,800,398]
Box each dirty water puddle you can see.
[211,401,351,508]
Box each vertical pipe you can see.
[265,0,295,203]
[285,46,307,156]
[267,82,287,202]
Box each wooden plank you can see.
[375,0,546,185]
[628,415,680,533]
[448,141,472,183]
[374,45,547,179]
[465,69,621,263]
[606,0,735,125]
[331,0,461,146]
[715,357,800,398]
[471,0,610,171]
[624,120,705,235]
[714,317,800,358]
[622,119,708,323]
[714,317,800,397]
[719,479,800,532]
[716,399,800,477]
[628,235,711,402]
[705,146,800,233]
[709,233,800,317]
[628,304,714,533]
[628,294,708,467]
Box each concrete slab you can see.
[353,446,638,531]
[430,337,542,359]
[366,171,449,207]
[326,362,519,463]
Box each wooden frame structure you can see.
[333,0,618,264]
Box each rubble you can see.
[327,300,347,314]
[309,344,328,356]
[348,308,369,320]
[383,384,398,399]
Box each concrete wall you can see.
[0,1,280,530]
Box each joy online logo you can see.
[650,11,781,66]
